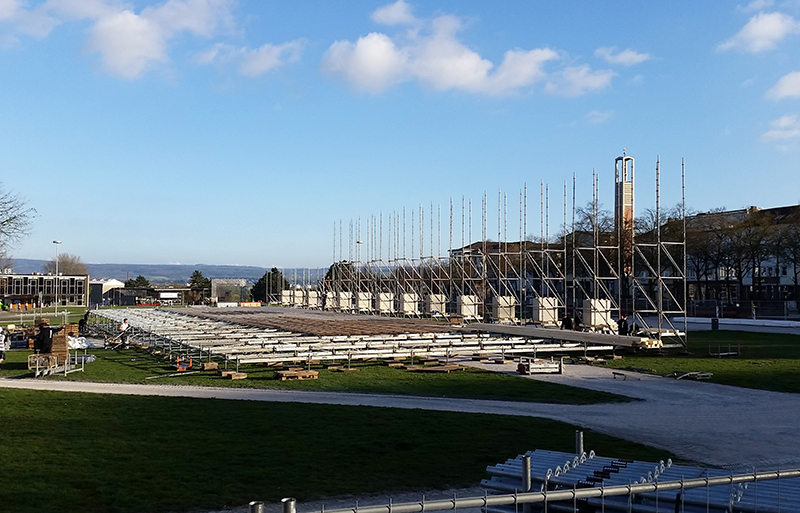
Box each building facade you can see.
[0,272,90,308]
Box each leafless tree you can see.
[43,253,89,275]
[0,183,36,262]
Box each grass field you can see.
[606,330,800,392]
[0,387,673,513]
[0,348,628,404]
[2,329,793,512]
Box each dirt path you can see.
[3,363,799,469]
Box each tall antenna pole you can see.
[572,173,576,318]
[564,180,568,321]
[524,183,528,320]
[461,196,465,248]
[682,158,688,343]
[656,156,663,342]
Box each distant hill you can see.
[10,259,271,284]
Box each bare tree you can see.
[783,214,800,301]
[0,183,36,261]
[43,253,89,275]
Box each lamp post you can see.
[53,240,61,313]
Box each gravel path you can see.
[3,363,799,469]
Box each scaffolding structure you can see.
[315,153,687,347]
[300,450,800,513]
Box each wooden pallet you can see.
[418,364,462,373]
[275,369,318,381]
[28,354,57,370]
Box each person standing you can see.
[617,315,629,336]
[573,312,583,331]
[119,318,130,345]
[0,328,7,364]
[34,321,62,354]
[78,310,90,335]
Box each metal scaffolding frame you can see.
[318,153,687,347]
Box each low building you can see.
[0,272,90,308]
[89,278,125,307]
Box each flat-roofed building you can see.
[0,272,89,308]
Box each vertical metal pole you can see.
[682,159,688,347]
[522,454,532,513]
[656,157,663,343]
[249,501,266,513]
[572,174,576,320]
[281,497,296,513]
[575,430,584,455]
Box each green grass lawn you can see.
[0,387,673,513]
[607,330,800,392]
[1,348,628,404]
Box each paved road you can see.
[3,363,799,470]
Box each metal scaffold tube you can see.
[305,470,800,513]
[317,152,686,348]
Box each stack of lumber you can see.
[219,370,248,380]
[274,369,318,381]
[50,324,79,365]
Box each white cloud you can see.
[200,40,304,77]
[371,0,417,26]
[43,0,121,21]
[594,47,651,66]
[586,110,614,124]
[88,9,167,79]
[545,65,615,97]
[738,0,774,13]
[0,0,61,41]
[766,71,800,100]
[0,0,22,20]
[761,114,800,140]
[0,0,304,80]
[144,0,234,37]
[322,33,408,93]
[718,12,800,53]
[323,4,569,96]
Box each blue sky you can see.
[2,0,799,268]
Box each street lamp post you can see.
[53,240,61,313]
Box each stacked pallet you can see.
[28,354,57,370]
[274,369,318,381]
[50,324,79,364]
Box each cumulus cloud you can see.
[718,12,800,53]
[545,65,615,97]
[199,40,304,77]
[766,71,800,100]
[87,9,167,79]
[0,0,22,20]
[761,114,800,140]
[0,0,61,42]
[371,0,416,26]
[0,0,299,80]
[594,47,650,66]
[323,33,408,93]
[738,0,773,13]
[322,2,607,97]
